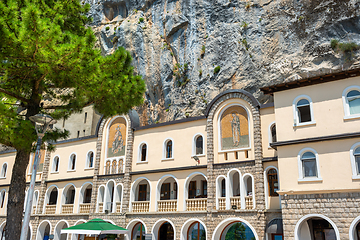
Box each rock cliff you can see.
[87,0,360,124]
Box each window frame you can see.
[292,95,316,127]
[350,143,360,179]
[162,138,174,161]
[268,121,276,148]
[297,148,322,182]
[67,153,77,172]
[192,133,205,157]
[0,163,7,179]
[342,86,360,120]
[51,156,60,173]
[137,141,148,163]
[85,150,94,169]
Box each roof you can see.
[260,67,360,95]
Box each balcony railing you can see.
[132,201,150,213]
[116,201,121,213]
[218,197,226,210]
[245,196,253,209]
[79,203,91,214]
[32,206,37,214]
[186,198,207,211]
[45,205,56,214]
[98,202,103,212]
[158,200,177,212]
[62,204,74,214]
[230,196,241,210]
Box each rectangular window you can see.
[188,181,196,199]
[160,183,171,200]
[356,155,360,175]
[138,184,147,201]
[303,159,317,177]
[201,181,207,197]
[84,188,92,203]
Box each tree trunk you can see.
[5,148,30,240]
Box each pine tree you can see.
[0,0,145,239]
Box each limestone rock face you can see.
[87,0,360,125]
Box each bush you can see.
[331,39,359,53]
[139,17,144,23]
[198,69,203,76]
[330,39,339,50]
[105,26,110,31]
[214,66,221,74]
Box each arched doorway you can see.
[131,222,146,240]
[159,222,174,240]
[54,221,69,240]
[36,221,51,240]
[187,221,206,240]
[295,215,339,240]
[220,221,255,240]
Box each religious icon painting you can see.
[220,106,249,150]
[107,117,127,158]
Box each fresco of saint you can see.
[220,106,249,150]
[107,117,126,158]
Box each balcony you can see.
[186,198,207,211]
[45,205,56,214]
[116,201,121,213]
[245,196,253,209]
[132,201,150,213]
[218,197,226,210]
[230,196,241,210]
[158,200,177,212]
[61,204,74,214]
[79,203,91,214]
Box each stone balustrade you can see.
[61,204,74,214]
[230,196,241,210]
[32,206,37,214]
[98,202,103,212]
[158,200,177,212]
[79,203,91,213]
[218,197,226,210]
[116,201,121,213]
[245,196,253,209]
[45,205,56,214]
[132,201,150,213]
[186,198,207,211]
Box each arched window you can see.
[165,140,173,159]
[118,159,123,173]
[52,157,59,172]
[188,222,206,240]
[351,144,360,179]
[111,160,117,174]
[132,222,145,240]
[140,144,147,162]
[343,86,360,117]
[195,136,203,155]
[267,169,279,197]
[354,147,360,175]
[293,96,314,125]
[87,152,94,168]
[105,161,111,175]
[48,188,58,205]
[298,149,321,180]
[0,191,5,208]
[68,154,76,171]
[0,164,7,178]
[270,124,276,143]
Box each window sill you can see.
[298,178,322,183]
[161,158,174,162]
[191,154,205,158]
[293,121,316,128]
[84,167,94,171]
[218,147,251,153]
[50,171,59,174]
[344,114,360,121]
[136,161,148,165]
[0,177,5,179]
[67,170,76,172]
[352,175,360,180]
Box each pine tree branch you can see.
[0,88,30,104]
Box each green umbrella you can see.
[61,219,128,235]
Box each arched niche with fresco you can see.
[106,117,127,159]
[220,105,249,151]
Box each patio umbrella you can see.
[61,218,129,235]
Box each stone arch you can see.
[114,183,123,213]
[54,220,69,240]
[43,185,59,214]
[151,219,176,240]
[212,217,259,240]
[155,174,179,211]
[104,180,116,213]
[60,183,76,213]
[349,216,360,240]
[126,219,148,240]
[215,175,226,210]
[71,220,87,240]
[264,166,280,210]
[183,172,207,211]
[36,220,51,240]
[78,182,92,213]
[180,218,207,240]
[97,185,105,213]
[227,169,242,209]
[294,214,340,240]
[242,173,255,209]
[130,177,152,211]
